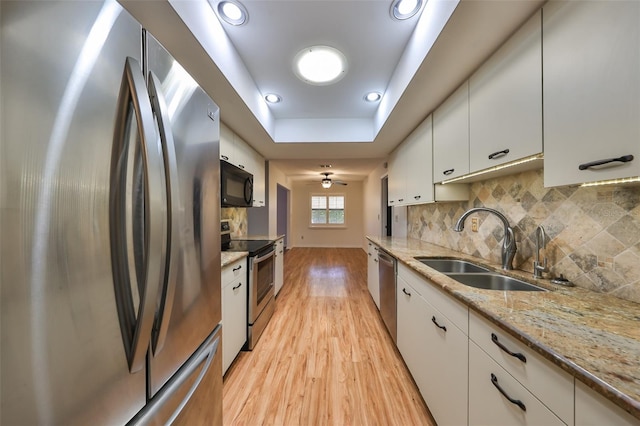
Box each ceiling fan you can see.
[314,172,348,189]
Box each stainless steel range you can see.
[221,221,275,350]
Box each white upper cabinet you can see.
[220,122,266,207]
[469,10,542,172]
[543,0,640,187]
[220,122,236,163]
[405,115,434,205]
[433,81,470,183]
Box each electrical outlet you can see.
[471,217,479,232]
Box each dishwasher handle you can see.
[377,250,396,268]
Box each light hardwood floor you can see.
[222,247,435,426]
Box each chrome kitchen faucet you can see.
[454,207,517,270]
[533,225,548,279]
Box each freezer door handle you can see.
[147,71,181,356]
[110,56,168,373]
[129,329,221,425]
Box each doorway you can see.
[277,184,289,248]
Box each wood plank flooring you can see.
[222,248,435,426]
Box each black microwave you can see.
[221,160,253,207]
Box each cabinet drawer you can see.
[398,263,468,334]
[469,341,566,426]
[469,310,573,424]
[222,258,245,287]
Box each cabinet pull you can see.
[232,283,242,291]
[491,373,526,412]
[238,164,245,169]
[389,200,395,204]
[398,198,404,202]
[374,258,378,263]
[488,149,510,160]
[578,154,634,170]
[431,316,447,332]
[402,288,411,296]
[491,333,526,363]
[221,155,229,161]
[414,195,421,200]
[232,265,242,272]
[443,168,454,176]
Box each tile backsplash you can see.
[407,169,640,304]
[221,207,248,238]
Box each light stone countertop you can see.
[368,235,640,420]
[221,251,247,268]
[235,234,285,241]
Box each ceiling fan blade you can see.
[334,181,348,185]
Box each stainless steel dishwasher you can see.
[377,249,397,343]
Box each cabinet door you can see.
[405,115,434,205]
[543,0,640,187]
[222,273,247,374]
[575,380,638,426]
[397,276,468,426]
[220,122,235,163]
[469,342,565,426]
[433,81,470,182]
[387,148,403,206]
[250,150,266,207]
[367,242,380,309]
[470,10,542,172]
[274,239,284,295]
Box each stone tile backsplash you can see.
[407,169,640,304]
[221,207,248,238]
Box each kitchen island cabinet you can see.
[469,10,542,172]
[543,0,640,187]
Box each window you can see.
[311,194,345,226]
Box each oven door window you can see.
[255,254,274,305]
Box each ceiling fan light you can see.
[321,179,332,189]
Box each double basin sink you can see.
[415,258,546,292]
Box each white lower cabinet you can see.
[367,241,380,308]
[222,258,247,374]
[469,341,565,426]
[575,380,639,426]
[274,237,285,296]
[397,265,468,426]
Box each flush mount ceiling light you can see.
[213,0,248,26]
[390,0,423,20]
[265,93,281,104]
[364,92,382,102]
[293,45,348,86]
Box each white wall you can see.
[290,180,364,248]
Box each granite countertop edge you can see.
[221,251,248,268]
[368,235,640,420]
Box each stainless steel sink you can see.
[415,258,491,274]
[446,273,546,292]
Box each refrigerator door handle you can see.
[110,56,168,373]
[147,71,180,355]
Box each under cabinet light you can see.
[441,153,544,184]
[580,176,640,187]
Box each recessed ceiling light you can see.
[212,0,248,26]
[265,93,281,103]
[293,45,348,86]
[364,92,382,102]
[390,0,423,20]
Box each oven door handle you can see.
[253,249,275,264]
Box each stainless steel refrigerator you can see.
[1,1,222,424]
